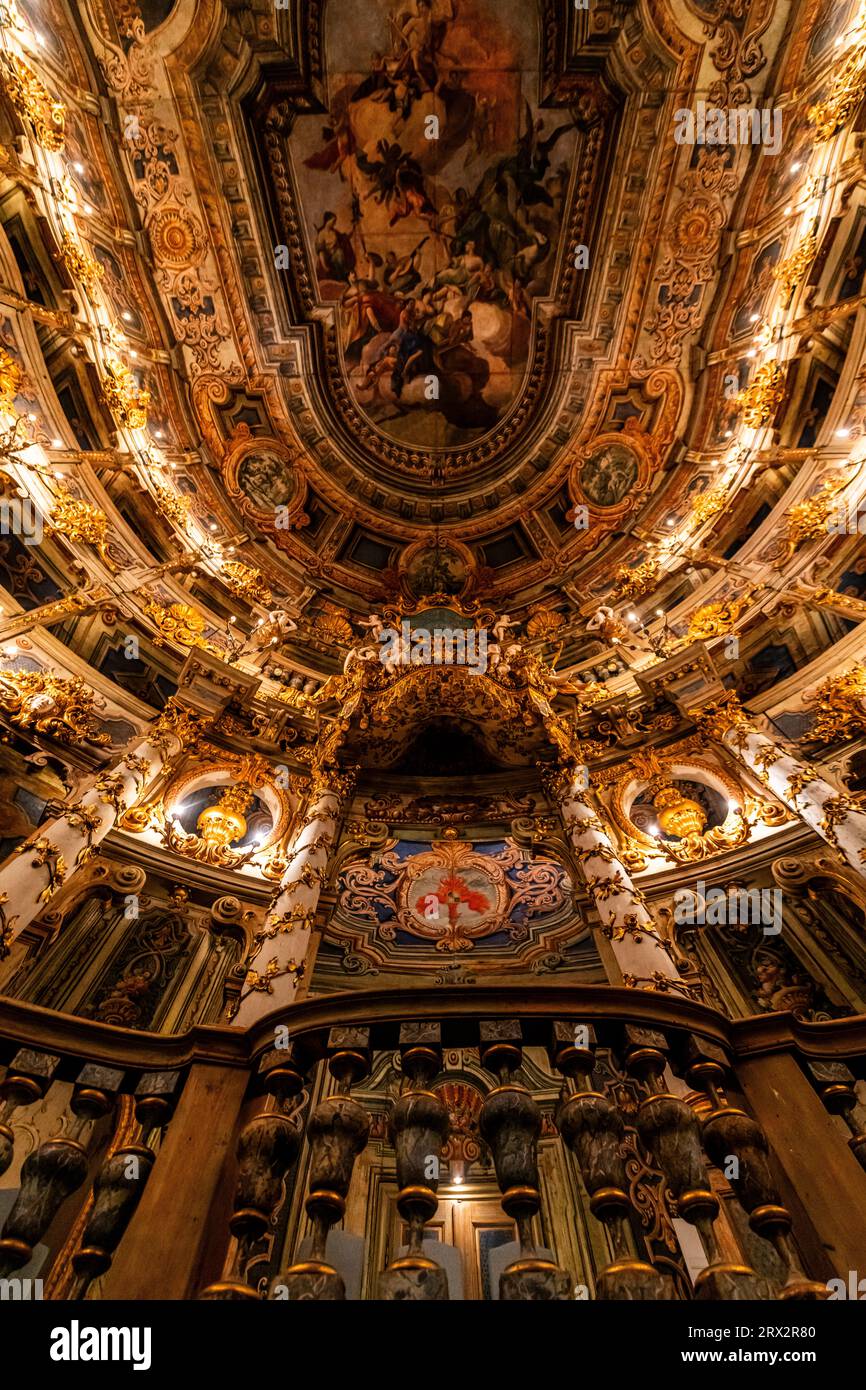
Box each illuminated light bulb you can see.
[783,205,793,215]
[627,611,637,622]
[724,430,732,439]
[655,608,664,617]
[155,429,164,439]
[228,615,236,624]
[35,32,46,45]
[129,350,137,359]
[749,313,759,323]
[209,523,217,532]
[83,203,93,216]
[666,516,675,526]
[122,311,132,321]
[28,412,37,422]
[52,438,63,448]
[790,162,801,173]
[836,427,851,438]
[746,348,757,359]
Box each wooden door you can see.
[393,1191,514,1299]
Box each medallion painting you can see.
[294,0,578,448]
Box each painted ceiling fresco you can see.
[292,0,578,448]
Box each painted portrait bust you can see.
[236,450,294,512]
[579,441,638,508]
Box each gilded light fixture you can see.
[0,54,65,151]
[100,361,150,430]
[196,783,255,847]
[650,777,708,839]
[734,362,787,428]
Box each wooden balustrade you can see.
[2,987,866,1300]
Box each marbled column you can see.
[0,704,194,949]
[233,771,353,1026]
[699,696,866,881]
[553,768,683,991]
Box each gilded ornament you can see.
[48,489,109,549]
[0,669,111,745]
[525,604,566,639]
[313,603,355,645]
[56,235,104,294]
[686,596,748,641]
[771,234,818,302]
[100,361,150,431]
[782,479,843,557]
[221,560,272,606]
[0,346,23,414]
[151,485,190,529]
[807,664,866,744]
[807,14,866,140]
[734,361,786,428]
[0,54,65,150]
[15,835,66,904]
[690,485,729,528]
[142,599,220,654]
[611,558,660,603]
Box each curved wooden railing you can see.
[1,987,866,1300]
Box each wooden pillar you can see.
[736,1051,866,1280]
[103,1061,248,1300]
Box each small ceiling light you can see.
[790,161,802,173]
[122,311,132,322]
[74,161,84,175]
[666,516,675,526]
[35,32,46,45]
[783,204,793,215]
[129,349,137,359]
[836,427,851,438]
[749,312,759,323]
[83,203,93,216]
[655,608,664,617]
[155,429,164,439]
[209,523,218,532]
[52,438,63,448]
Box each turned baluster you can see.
[269,1026,371,1300]
[69,1070,183,1299]
[201,1044,306,1300]
[804,1059,866,1172]
[683,1036,827,1300]
[0,1050,60,1179]
[549,1021,672,1299]
[625,1025,773,1300]
[478,1020,571,1300]
[0,1063,121,1279]
[379,1022,450,1300]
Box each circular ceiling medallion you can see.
[148,207,205,270]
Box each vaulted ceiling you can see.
[1,0,866,701]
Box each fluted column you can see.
[0,701,198,951]
[232,770,354,1026]
[551,767,683,991]
[698,695,866,880]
